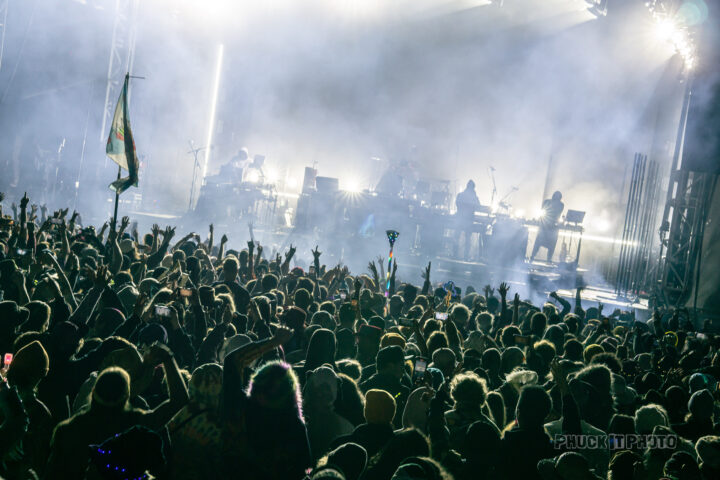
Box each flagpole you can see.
[112,165,121,232]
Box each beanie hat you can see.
[189,363,223,410]
[696,435,720,469]
[119,238,135,254]
[583,344,604,363]
[311,467,345,480]
[381,333,407,350]
[357,324,382,341]
[6,340,49,388]
[138,277,161,297]
[304,365,340,407]
[364,389,396,425]
[635,353,652,372]
[688,389,714,419]
[117,285,139,316]
[634,404,668,434]
[611,374,637,406]
[376,345,405,370]
[391,457,444,480]
[326,443,367,480]
[688,373,717,394]
[92,367,131,409]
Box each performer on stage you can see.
[375,162,405,197]
[218,148,249,183]
[455,180,481,260]
[530,190,564,262]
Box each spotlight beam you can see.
[201,44,224,182]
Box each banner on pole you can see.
[107,73,139,194]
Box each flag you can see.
[106,73,139,194]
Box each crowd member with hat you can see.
[332,389,397,457]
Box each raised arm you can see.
[142,344,189,431]
[421,262,431,296]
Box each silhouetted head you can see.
[552,191,562,201]
[467,180,476,191]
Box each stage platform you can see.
[118,210,650,317]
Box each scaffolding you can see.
[655,76,715,308]
[99,0,139,143]
[0,0,8,71]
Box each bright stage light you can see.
[343,180,362,193]
[534,208,546,220]
[593,217,611,232]
[246,169,260,184]
[201,44,224,181]
[650,11,696,69]
[287,176,299,189]
[654,18,677,42]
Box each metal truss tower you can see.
[655,77,715,309]
[0,0,8,71]
[99,0,139,142]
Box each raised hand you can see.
[353,276,362,295]
[368,261,378,277]
[421,261,431,281]
[392,259,398,275]
[513,293,520,308]
[286,244,296,260]
[498,282,509,298]
[163,226,176,241]
[209,223,214,234]
[20,192,30,209]
[247,240,255,251]
[221,234,228,244]
[120,216,130,231]
[312,245,322,259]
[151,223,160,236]
[550,359,570,395]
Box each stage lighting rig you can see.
[585,0,608,17]
[646,0,697,69]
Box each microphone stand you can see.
[488,167,498,208]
